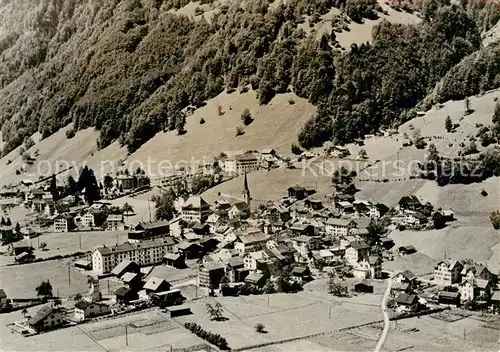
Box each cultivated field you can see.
[81,310,208,352]
[0,259,96,299]
[23,230,129,260]
[174,291,384,350]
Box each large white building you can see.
[92,238,175,274]
[181,196,211,223]
[224,154,259,175]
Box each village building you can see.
[110,259,141,277]
[106,214,124,231]
[198,261,226,289]
[28,306,64,332]
[181,196,211,223]
[228,202,251,220]
[325,218,356,238]
[92,237,175,274]
[223,154,259,175]
[114,287,139,304]
[398,195,423,212]
[395,293,419,312]
[74,301,110,322]
[287,186,307,201]
[369,203,389,219]
[434,259,463,287]
[143,277,172,296]
[345,241,370,265]
[353,256,383,279]
[291,236,321,259]
[164,253,186,268]
[392,270,418,289]
[116,174,135,190]
[234,231,270,254]
[53,214,75,233]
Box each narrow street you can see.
[374,278,392,352]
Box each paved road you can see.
[374,278,392,352]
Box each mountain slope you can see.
[0,0,493,158]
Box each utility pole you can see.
[267,295,270,308]
[125,325,128,346]
[108,279,110,294]
[79,234,82,250]
[329,306,332,319]
[464,328,466,341]
[68,265,71,286]
[148,198,152,223]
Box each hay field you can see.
[24,230,129,260]
[0,259,95,298]
[175,292,382,350]
[389,226,500,273]
[202,166,333,204]
[128,90,314,175]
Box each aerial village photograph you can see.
[0,0,500,351]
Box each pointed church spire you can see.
[243,171,249,192]
[242,171,251,208]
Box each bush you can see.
[66,129,76,139]
[199,117,205,124]
[291,143,302,155]
[255,323,266,333]
[184,322,229,350]
[288,98,295,105]
[491,210,500,230]
[241,108,252,125]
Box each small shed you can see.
[438,291,461,306]
[354,280,374,293]
[165,305,192,318]
[398,245,417,255]
[74,259,92,270]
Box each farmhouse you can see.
[74,301,110,321]
[28,306,64,332]
[345,241,370,265]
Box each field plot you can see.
[81,310,207,352]
[202,167,332,204]
[175,292,383,350]
[143,264,197,284]
[0,309,104,351]
[0,259,100,298]
[389,227,500,273]
[355,180,427,207]
[24,231,129,260]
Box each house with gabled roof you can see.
[345,241,370,265]
[434,259,463,286]
[325,218,356,238]
[28,306,64,332]
[181,196,211,223]
[392,270,418,289]
[234,231,269,254]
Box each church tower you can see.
[242,172,251,208]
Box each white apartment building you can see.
[92,237,175,274]
[224,154,259,175]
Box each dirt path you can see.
[374,278,392,352]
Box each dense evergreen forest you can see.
[0,0,499,156]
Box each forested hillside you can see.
[0,0,499,156]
